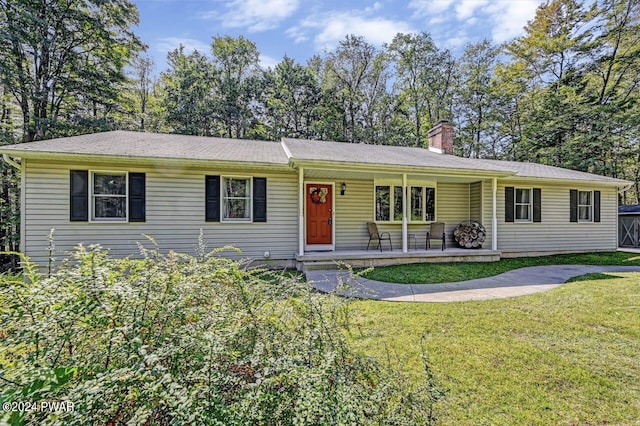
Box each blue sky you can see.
[134,0,545,73]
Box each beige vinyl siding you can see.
[23,160,298,266]
[335,178,374,250]
[494,181,618,254]
[333,180,474,250]
[470,181,482,223]
[435,182,475,247]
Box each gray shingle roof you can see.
[0,131,289,165]
[281,138,511,173]
[480,159,628,184]
[0,131,628,185]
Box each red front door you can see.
[306,184,332,245]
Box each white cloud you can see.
[455,0,488,20]
[408,0,456,17]
[365,2,384,12]
[486,1,543,42]
[260,54,280,70]
[210,0,300,32]
[443,35,471,49]
[285,26,308,43]
[409,0,544,45]
[290,11,415,52]
[156,37,210,56]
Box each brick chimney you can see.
[428,120,454,155]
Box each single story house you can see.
[0,121,630,270]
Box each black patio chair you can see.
[366,222,392,251]
[426,222,446,251]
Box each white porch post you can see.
[492,177,498,251]
[402,173,408,253]
[298,167,305,256]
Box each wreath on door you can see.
[310,187,328,204]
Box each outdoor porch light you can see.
[341,182,347,196]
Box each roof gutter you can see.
[288,159,515,179]
[0,150,291,171]
[2,154,21,171]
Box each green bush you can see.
[0,241,443,425]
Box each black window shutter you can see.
[70,170,88,221]
[533,188,542,223]
[505,187,514,222]
[570,189,578,222]
[128,172,146,222]
[594,190,601,222]
[205,175,220,222]
[253,177,267,222]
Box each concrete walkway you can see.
[305,265,640,302]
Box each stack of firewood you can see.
[453,221,486,249]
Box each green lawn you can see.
[361,251,640,284]
[351,272,640,425]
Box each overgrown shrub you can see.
[0,241,443,425]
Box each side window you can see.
[69,170,145,223]
[570,189,600,223]
[206,176,267,223]
[92,172,127,221]
[505,187,541,223]
[222,177,252,221]
[515,188,531,221]
[375,185,391,221]
[578,190,592,222]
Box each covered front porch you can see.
[292,160,508,268]
[296,247,501,271]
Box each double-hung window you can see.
[205,175,267,223]
[91,171,127,221]
[70,170,145,223]
[222,177,252,221]
[569,189,600,223]
[515,188,532,222]
[578,190,592,222]
[505,186,541,223]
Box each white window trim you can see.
[374,184,403,223]
[577,190,593,223]
[514,187,533,223]
[221,176,253,223]
[373,180,437,224]
[90,170,128,223]
[409,185,437,223]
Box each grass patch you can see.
[350,272,640,425]
[566,272,623,283]
[362,251,640,284]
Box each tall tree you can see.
[160,46,215,136]
[0,0,143,142]
[323,35,389,143]
[388,32,457,146]
[454,40,502,158]
[578,0,640,185]
[211,35,262,139]
[130,54,155,131]
[262,55,322,140]
[0,83,19,271]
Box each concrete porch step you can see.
[297,248,501,271]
